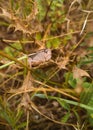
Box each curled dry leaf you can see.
[73,66,90,79]
[28,49,52,67]
[73,66,90,95]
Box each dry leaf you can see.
[73,66,90,94]
[73,66,90,79]
[0,6,42,34]
[57,56,69,69]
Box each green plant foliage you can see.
[79,34,93,65]
[10,0,19,11]
[81,55,93,64]
[57,99,70,111]
[80,83,93,104]
[15,122,27,130]
[4,42,22,57]
[0,97,25,129]
[61,111,70,123]
[0,21,9,26]
[35,33,42,40]
[80,82,93,126]
[46,37,61,48]
[10,0,33,18]
[4,47,14,57]
[35,94,93,111]
[37,0,47,20]
[85,32,93,38]
[37,0,65,22]
[64,72,77,88]
[87,96,93,126]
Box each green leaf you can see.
[64,72,77,88]
[82,60,93,64]
[15,110,23,125]
[46,41,51,48]
[80,83,93,104]
[15,122,27,129]
[82,82,92,88]
[61,112,70,123]
[34,94,93,111]
[4,47,14,57]
[35,33,42,40]
[46,37,61,48]
[57,99,70,110]
[87,47,93,50]
[68,79,77,88]
[86,32,93,38]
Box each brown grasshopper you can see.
[28,49,52,67]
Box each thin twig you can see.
[80,9,93,35]
[80,12,90,35]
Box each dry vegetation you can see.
[0,0,93,130]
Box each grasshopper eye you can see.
[44,49,48,53]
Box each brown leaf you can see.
[73,66,90,79]
[57,56,69,69]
